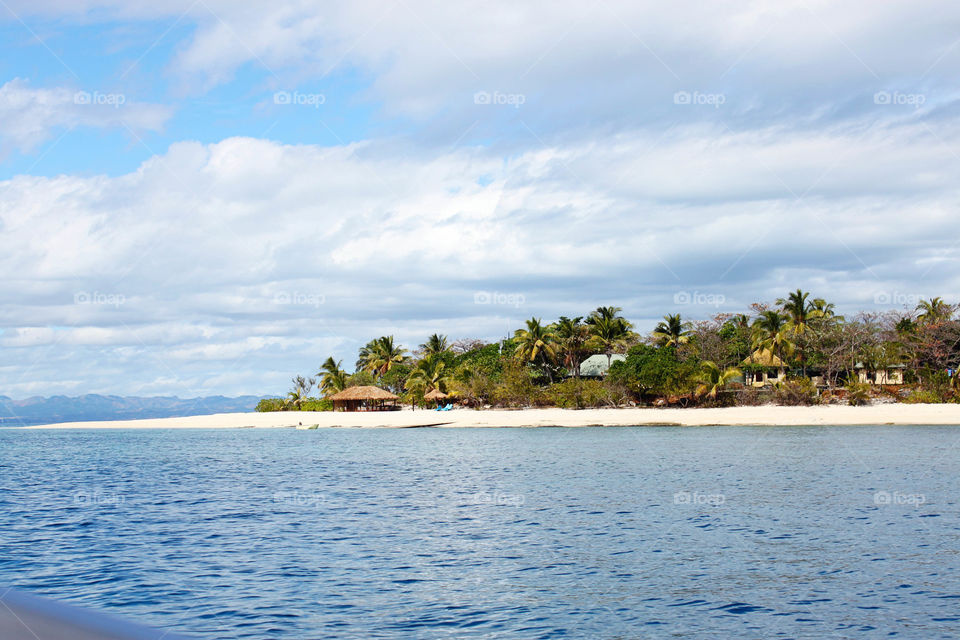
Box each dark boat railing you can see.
[0,588,194,639]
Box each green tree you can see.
[406,354,450,396]
[752,310,795,367]
[357,336,408,377]
[586,306,632,369]
[653,313,691,347]
[695,361,741,400]
[317,357,348,396]
[555,316,591,379]
[514,318,559,382]
[419,333,450,357]
[916,297,954,325]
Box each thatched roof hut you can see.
[741,348,786,368]
[329,386,399,412]
[423,389,448,400]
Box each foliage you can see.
[546,379,624,408]
[255,397,286,412]
[844,382,872,406]
[317,357,348,396]
[774,377,819,406]
[608,344,698,400]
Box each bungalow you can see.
[855,363,906,386]
[741,349,787,387]
[578,354,626,378]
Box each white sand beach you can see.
[17,404,960,429]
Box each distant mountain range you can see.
[0,394,262,426]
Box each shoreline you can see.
[11,404,960,429]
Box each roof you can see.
[854,362,907,369]
[741,349,786,368]
[328,385,399,401]
[423,389,448,400]
[579,354,626,377]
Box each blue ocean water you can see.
[1,425,959,639]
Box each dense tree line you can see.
[257,292,960,411]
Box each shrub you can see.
[299,398,333,411]
[547,379,615,409]
[255,397,286,412]
[844,382,872,406]
[902,389,946,404]
[774,377,819,406]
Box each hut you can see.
[741,349,787,386]
[329,386,400,412]
[423,389,448,407]
[855,363,906,386]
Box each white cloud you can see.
[0,78,172,152]
[0,121,958,395]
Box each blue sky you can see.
[1,1,959,397]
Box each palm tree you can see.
[358,336,408,377]
[405,355,450,395]
[286,375,315,409]
[317,357,348,396]
[555,316,591,379]
[777,289,814,334]
[653,314,691,347]
[419,333,449,357]
[514,318,559,382]
[776,289,823,376]
[695,361,742,399]
[916,297,954,324]
[586,306,632,369]
[752,310,795,366]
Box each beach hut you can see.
[423,389,448,408]
[855,363,906,386]
[578,354,626,378]
[741,349,787,386]
[328,386,400,412]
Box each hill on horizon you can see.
[0,394,262,426]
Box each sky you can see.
[1,0,959,398]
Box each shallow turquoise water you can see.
[1,426,959,638]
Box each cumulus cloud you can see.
[0,123,958,395]
[0,78,172,153]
